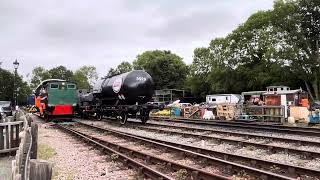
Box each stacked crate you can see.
[217,104,241,120]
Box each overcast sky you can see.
[0,0,273,80]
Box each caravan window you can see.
[212,98,216,101]
[226,97,228,100]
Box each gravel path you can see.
[78,119,320,170]
[37,122,137,180]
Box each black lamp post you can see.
[13,59,19,107]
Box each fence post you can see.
[30,123,38,159]
[0,126,3,150]
[29,159,52,180]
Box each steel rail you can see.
[150,117,320,137]
[158,117,320,132]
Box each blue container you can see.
[174,108,181,116]
[27,95,35,106]
[309,114,320,124]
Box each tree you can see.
[74,66,98,89]
[0,68,31,105]
[187,47,214,96]
[271,0,320,100]
[116,61,133,74]
[107,61,133,77]
[133,50,188,90]
[30,66,51,88]
[107,68,118,77]
[188,2,309,97]
[48,66,74,81]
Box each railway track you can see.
[55,124,175,180]
[79,119,320,179]
[150,117,320,137]
[74,119,320,179]
[64,120,296,180]
[135,123,320,158]
[140,121,320,147]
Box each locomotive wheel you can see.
[118,113,128,125]
[44,112,50,121]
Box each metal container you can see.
[92,70,154,105]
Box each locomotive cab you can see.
[35,79,77,120]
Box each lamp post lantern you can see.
[13,59,19,107]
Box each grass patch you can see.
[52,167,59,179]
[38,144,57,160]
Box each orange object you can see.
[265,95,281,106]
[301,98,309,108]
[35,96,46,115]
[35,96,41,108]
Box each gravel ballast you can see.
[78,119,320,170]
[37,122,137,180]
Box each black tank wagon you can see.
[78,70,158,124]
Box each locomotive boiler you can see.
[78,70,158,124]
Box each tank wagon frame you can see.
[78,70,159,124]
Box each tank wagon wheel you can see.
[96,113,103,121]
[118,112,128,125]
[140,109,149,124]
[141,116,148,124]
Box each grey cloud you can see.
[0,0,273,79]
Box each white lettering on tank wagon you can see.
[136,77,146,81]
[112,78,122,93]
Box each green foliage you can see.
[0,68,15,100]
[30,66,75,88]
[0,68,31,104]
[175,169,188,180]
[110,153,119,162]
[117,61,133,74]
[30,66,51,88]
[107,61,133,77]
[30,65,73,83]
[133,50,188,89]
[38,144,57,160]
[74,66,98,89]
[188,0,317,99]
[31,65,98,90]
[48,66,74,81]
[271,0,320,100]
